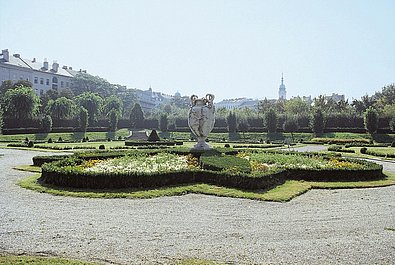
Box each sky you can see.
[1,0,394,102]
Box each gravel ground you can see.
[0,148,394,265]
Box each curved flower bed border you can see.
[38,154,384,190]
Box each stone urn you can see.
[188,94,216,150]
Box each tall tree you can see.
[310,108,325,135]
[78,107,89,132]
[364,107,379,136]
[108,108,119,132]
[284,97,310,114]
[3,86,40,120]
[159,114,168,131]
[103,95,123,117]
[264,108,277,133]
[45,97,76,121]
[283,117,299,142]
[71,73,115,97]
[130,103,144,129]
[227,112,237,133]
[75,92,103,126]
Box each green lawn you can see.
[17,170,395,202]
[0,255,223,265]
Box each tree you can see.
[264,108,277,133]
[78,107,89,132]
[103,95,123,117]
[389,117,395,132]
[159,114,168,131]
[283,117,299,142]
[227,112,237,133]
[310,108,325,135]
[75,92,103,126]
[71,73,115,97]
[0,107,3,133]
[237,119,249,137]
[108,108,119,132]
[364,107,379,135]
[129,103,144,129]
[284,97,310,114]
[40,89,59,113]
[3,86,40,120]
[45,97,76,121]
[42,115,52,132]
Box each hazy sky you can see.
[1,0,394,102]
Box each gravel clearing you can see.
[0,148,394,265]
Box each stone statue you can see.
[188,94,215,150]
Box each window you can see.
[40,78,44,85]
[34,77,38,84]
[40,89,44,96]
[46,79,49,85]
[60,81,64,88]
[52,77,58,83]
[66,82,69,87]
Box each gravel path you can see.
[0,148,394,265]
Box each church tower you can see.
[278,73,287,100]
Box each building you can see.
[278,73,287,100]
[215,98,260,110]
[325,93,345,103]
[0,49,82,96]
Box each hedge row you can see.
[38,152,383,190]
[311,138,371,145]
[364,149,395,159]
[125,140,183,146]
[327,145,356,153]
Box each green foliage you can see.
[71,73,115,97]
[0,254,98,265]
[389,116,395,132]
[148,129,160,141]
[130,103,144,128]
[0,107,3,133]
[45,96,76,120]
[226,112,237,133]
[311,108,325,135]
[282,117,299,141]
[75,92,103,126]
[284,96,310,114]
[200,154,251,174]
[364,107,379,135]
[360,147,367,154]
[42,115,52,132]
[108,108,119,131]
[264,108,277,133]
[103,95,123,117]
[79,107,89,132]
[159,114,168,131]
[3,86,40,120]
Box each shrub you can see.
[200,154,251,174]
[364,107,379,135]
[311,108,325,135]
[360,147,367,154]
[48,138,53,143]
[224,144,230,148]
[58,137,63,142]
[99,144,105,150]
[42,115,52,132]
[118,136,123,140]
[391,141,395,148]
[27,141,34,148]
[148,129,160,142]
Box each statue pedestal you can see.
[191,138,211,150]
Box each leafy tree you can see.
[237,119,249,137]
[227,112,237,133]
[40,89,59,113]
[3,86,40,120]
[389,117,395,132]
[75,92,103,126]
[45,97,76,121]
[42,115,52,132]
[159,114,168,131]
[264,108,277,133]
[108,108,119,132]
[284,97,310,114]
[283,117,299,142]
[364,107,379,135]
[78,107,89,132]
[352,94,375,114]
[103,95,123,117]
[71,73,115,97]
[130,103,144,129]
[374,84,395,107]
[310,108,325,135]
[0,107,3,133]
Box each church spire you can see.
[278,73,287,100]
[281,72,284,85]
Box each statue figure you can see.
[188,94,215,150]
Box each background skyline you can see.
[1,0,394,102]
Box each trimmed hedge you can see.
[38,150,384,190]
[327,145,356,153]
[125,140,183,146]
[311,138,370,145]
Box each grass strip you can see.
[18,171,395,202]
[0,254,98,265]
